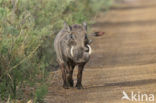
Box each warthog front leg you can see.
[76,63,85,89]
[66,69,74,87]
[67,61,75,87]
[61,64,70,89]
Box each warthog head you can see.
[64,22,92,63]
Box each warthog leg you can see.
[61,64,70,89]
[67,61,75,87]
[76,63,85,89]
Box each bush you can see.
[0,0,112,102]
[34,84,48,103]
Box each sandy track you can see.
[45,0,156,103]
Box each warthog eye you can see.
[70,34,74,39]
[68,34,76,45]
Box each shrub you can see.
[0,0,112,102]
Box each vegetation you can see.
[0,0,112,102]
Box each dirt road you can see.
[45,0,156,103]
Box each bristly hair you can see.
[71,24,84,31]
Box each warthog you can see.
[54,22,101,89]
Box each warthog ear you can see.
[64,22,72,32]
[83,22,87,31]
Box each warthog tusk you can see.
[87,44,92,55]
[70,46,74,57]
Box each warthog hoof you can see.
[63,84,70,89]
[76,84,84,89]
[69,80,74,87]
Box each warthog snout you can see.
[70,45,92,57]
[70,45,91,63]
